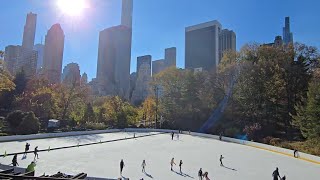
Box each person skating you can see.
[293,149,298,158]
[34,146,39,159]
[170,158,176,171]
[272,167,281,180]
[179,160,183,173]
[25,161,36,173]
[171,132,174,140]
[281,175,286,180]
[220,155,224,166]
[24,143,30,155]
[177,133,180,140]
[12,154,19,167]
[120,159,125,175]
[141,160,146,173]
[219,132,222,141]
[198,168,203,180]
[203,172,210,180]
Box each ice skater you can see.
[281,176,286,180]
[177,133,180,140]
[179,160,183,173]
[34,146,39,159]
[203,172,210,180]
[11,154,19,167]
[219,155,224,166]
[120,159,125,175]
[272,167,281,180]
[141,160,146,173]
[293,149,299,158]
[171,132,174,140]
[26,161,36,173]
[198,168,203,180]
[219,132,222,141]
[24,143,30,155]
[170,158,176,171]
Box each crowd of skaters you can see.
[6,131,292,179]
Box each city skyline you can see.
[1,0,320,81]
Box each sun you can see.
[57,0,88,17]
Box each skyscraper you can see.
[4,45,21,75]
[219,29,236,62]
[283,17,293,45]
[132,55,152,105]
[43,24,65,84]
[185,20,222,71]
[165,47,176,67]
[136,55,151,76]
[33,44,44,73]
[62,63,81,85]
[14,48,38,77]
[152,59,166,75]
[96,0,133,98]
[22,12,37,50]
[81,72,88,85]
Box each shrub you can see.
[5,110,40,135]
[269,138,281,146]
[262,136,273,144]
[6,110,25,132]
[224,127,241,138]
[84,122,107,130]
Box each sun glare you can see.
[57,0,88,17]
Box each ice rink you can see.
[0,132,319,180]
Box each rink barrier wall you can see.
[125,128,320,165]
[0,129,121,143]
[0,128,319,164]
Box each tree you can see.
[83,103,95,123]
[15,77,59,119]
[0,58,15,93]
[5,110,39,135]
[6,110,25,133]
[17,111,40,135]
[293,68,320,139]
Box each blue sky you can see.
[1,0,320,81]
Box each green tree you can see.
[6,110,25,133]
[17,111,40,135]
[293,68,320,139]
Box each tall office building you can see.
[33,44,44,72]
[14,48,38,77]
[219,29,236,62]
[43,24,65,84]
[136,55,151,76]
[283,17,293,45]
[165,47,176,67]
[185,20,222,71]
[22,12,37,50]
[132,55,152,105]
[62,63,81,85]
[81,72,88,85]
[152,59,166,75]
[96,0,133,98]
[4,45,21,75]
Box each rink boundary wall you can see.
[124,128,320,165]
[0,128,319,165]
[0,129,121,142]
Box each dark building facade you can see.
[43,24,65,84]
[185,20,222,71]
[219,29,236,62]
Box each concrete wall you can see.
[0,129,120,142]
[0,128,319,164]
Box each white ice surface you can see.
[0,132,319,180]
